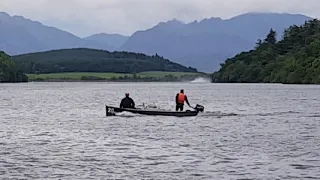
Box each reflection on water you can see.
[0,82,319,179]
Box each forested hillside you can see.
[0,51,28,82]
[12,48,197,74]
[211,19,320,84]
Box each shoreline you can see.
[25,72,211,83]
[25,80,320,85]
[27,79,197,83]
[2,80,319,85]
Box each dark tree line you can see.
[0,51,28,83]
[12,48,198,74]
[212,19,320,84]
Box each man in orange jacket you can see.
[175,89,191,111]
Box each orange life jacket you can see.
[178,93,186,104]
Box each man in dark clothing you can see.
[120,93,135,109]
[175,89,191,111]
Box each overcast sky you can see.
[1,0,319,37]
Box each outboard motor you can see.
[194,104,204,112]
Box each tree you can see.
[254,38,263,49]
[264,28,277,45]
[0,51,28,83]
[211,19,320,84]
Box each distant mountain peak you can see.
[197,17,223,25]
[0,12,11,20]
[190,20,198,24]
[201,17,223,22]
[90,33,128,37]
[167,18,184,24]
[244,11,301,15]
[83,33,129,49]
[0,12,44,26]
[12,15,43,25]
[231,11,313,19]
[156,18,184,26]
[0,12,10,17]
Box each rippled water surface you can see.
[0,82,319,179]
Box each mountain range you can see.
[0,11,314,72]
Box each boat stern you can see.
[106,106,117,116]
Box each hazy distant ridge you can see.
[119,12,312,71]
[0,11,313,72]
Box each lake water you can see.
[0,82,319,179]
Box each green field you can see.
[134,71,200,78]
[27,71,203,81]
[27,72,129,80]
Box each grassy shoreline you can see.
[27,71,207,82]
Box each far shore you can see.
[26,71,210,83]
[28,79,199,82]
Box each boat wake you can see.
[115,111,239,118]
[114,111,142,117]
[237,111,301,117]
[189,77,211,83]
[199,111,239,117]
[111,107,305,119]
